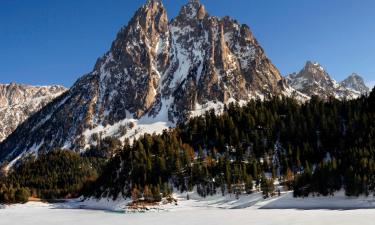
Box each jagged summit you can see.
[146,0,162,3]
[341,73,369,95]
[299,61,330,82]
[0,0,289,165]
[286,61,368,99]
[177,0,207,20]
[348,72,362,78]
[304,61,325,71]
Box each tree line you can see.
[1,87,375,204]
[87,87,375,200]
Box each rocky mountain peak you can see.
[340,73,369,95]
[305,60,322,68]
[95,0,170,120]
[348,72,361,79]
[286,61,335,96]
[301,61,330,81]
[177,0,207,21]
[146,0,162,4]
[287,61,366,99]
[0,0,288,165]
[110,0,168,55]
[0,83,66,108]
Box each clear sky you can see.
[1,0,374,88]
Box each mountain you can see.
[0,0,294,165]
[286,61,368,99]
[340,73,370,95]
[0,83,67,142]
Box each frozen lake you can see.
[1,201,375,225]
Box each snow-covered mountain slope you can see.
[0,83,67,142]
[0,0,295,165]
[286,61,369,99]
[340,73,370,95]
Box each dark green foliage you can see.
[0,186,30,204]
[83,137,122,158]
[369,87,375,111]
[260,175,275,198]
[14,187,31,203]
[0,150,105,203]
[294,160,341,197]
[3,92,375,203]
[88,94,375,200]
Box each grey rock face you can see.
[0,0,288,164]
[286,61,367,99]
[0,83,67,142]
[340,73,369,95]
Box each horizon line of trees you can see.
[87,87,375,200]
[1,87,375,204]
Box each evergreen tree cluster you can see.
[0,150,105,203]
[88,89,375,200]
[86,129,264,201]
[2,87,375,203]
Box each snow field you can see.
[1,201,375,225]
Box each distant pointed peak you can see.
[124,0,166,25]
[131,0,167,26]
[305,60,320,67]
[186,0,202,6]
[146,0,162,5]
[138,0,165,14]
[341,73,369,93]
[142,0,165,11]
[178,0,207,20]
[347,72,362,79]
[304,61,325,72]
[8,82,20,88]
[342,73,366,84]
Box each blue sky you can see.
[0,0,374,88]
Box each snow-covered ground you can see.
[65,190,375,211]
[2,192,375,225]
[1,200,375,225]
[261,191,375,210]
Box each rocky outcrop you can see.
[286,61,368,99]
[0,83,67,142]
[340,73,369,95]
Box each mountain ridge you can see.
[0,0,291,166]
[286,61,369,99]
[0,83,67,143]
[0,1,363,166]
[340,73,370,94]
